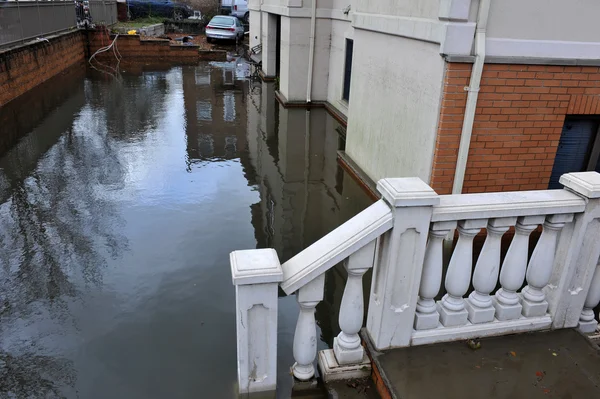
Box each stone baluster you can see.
[231,249,283,394]
[521,214,573,317]
[414,221,456,330]
[493,216,544,320]
[438,219,487,327]
[578,259,600,333]
[333,240,376,364]
[466,218,514,323]
[292,274,325,381]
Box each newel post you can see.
[231,249,283,394]
[547,172,600,329]
[366,178,439,350]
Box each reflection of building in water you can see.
[245,81,372,346]
[182,62,249,164]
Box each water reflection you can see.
[0,59,371,398]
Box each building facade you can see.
[250,0,600,195]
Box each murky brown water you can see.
[0,59,371,398]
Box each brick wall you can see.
[0,31,85,108]
[431,63,600,194]
[87,30,200,64]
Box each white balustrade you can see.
[493,216,544,320]
[231,249,283,394]
[438,219,486,327]
[414,221,455,330]
[292,273,325,381]
[578,259,600,333]
[333,240,376,364]
[465,218,514,324]
[521,214,573,317]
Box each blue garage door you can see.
[549,119,600,189]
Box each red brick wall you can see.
[431,63,600,194]
[0,31,85,108]
[87,30,200,64]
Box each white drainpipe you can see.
[306,0,317,103]
[452,0,492,194]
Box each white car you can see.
[206,16,245,43]
[229,0,249,23]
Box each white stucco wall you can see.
[354,0,440,19]
[345,30,445,183]
[487,0,600,42]
[279,16,331,102]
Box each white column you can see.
[547,172,600,329]
[521,214,572,317]
[414,221,456,330]
[493,216,544,320]
[231,249,283,394]
[579,260,600,333]
[366,178,439,350]
[261,12,277,77]
[333,240,376,364]
[292,274,325,381]
[438,219,486,327]
[465,218,513,324]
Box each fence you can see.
[0,0,117,49]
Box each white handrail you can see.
[280,199,393,294]
[431,189,586,222]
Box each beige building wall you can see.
[354,0,440,19]
[345,30,444,183]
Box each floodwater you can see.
[0,59,372,398]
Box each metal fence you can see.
[0,1,117,49]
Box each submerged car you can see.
[127,0,193,20]
[205,16,245,43]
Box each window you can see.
[343,39,353,102]
[548,117,600,189]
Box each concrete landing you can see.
[369,329,600,399]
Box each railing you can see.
[231,172,600,394]
[0,0,116,49]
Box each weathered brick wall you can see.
[87,31,200,64]
[0,31,85,108]
[431,63,600,194]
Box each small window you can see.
[343,39,353,102]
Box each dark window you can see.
[343,39,353,102]
[549,117,600,189]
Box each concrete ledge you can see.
[318,349,371,382]
[273,90,348,127]
[259,70,277,82]
[337,151,379,201]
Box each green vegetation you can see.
[113,17,165,29]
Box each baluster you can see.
[466,218,514,323]
[414,221,455,330]
[438,219,486,327]
[493,216,543,320]
[292,274,325,381]
[333,241,376,364]
[578,260,600,333]
[521,214,573,317]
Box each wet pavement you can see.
[0,58,372,398]
[373,329,600,399]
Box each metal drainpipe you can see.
[451,0,492,195]
[306,0,317,103]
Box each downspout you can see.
[451,0,492,194]
[306,0,317,103]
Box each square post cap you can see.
[560,172,600,199]
[377,177,439,207]
[231,249,283,286]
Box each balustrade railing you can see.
[231,172,600,394]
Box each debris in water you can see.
[509,351,517,357]
[467,339,481,350]
[552,352,558,357]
